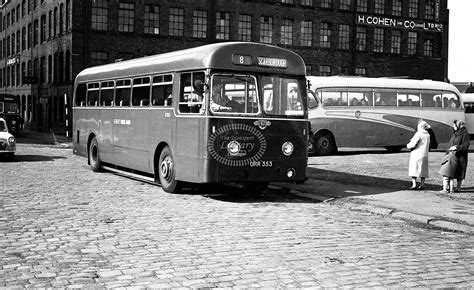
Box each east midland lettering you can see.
[356,14,443,32]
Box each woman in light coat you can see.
[406,120,431,190]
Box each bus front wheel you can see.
[158,146,181,193]
[313,132,337,156]
[89,137,102,172]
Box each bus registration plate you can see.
[249,160,273,167]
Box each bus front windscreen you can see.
[261,75,305,117]
[4,102,19,114]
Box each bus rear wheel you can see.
[313,132,337,156]
[89,137,102,172]
[158,146,181,193]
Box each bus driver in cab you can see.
[210,84,233,112]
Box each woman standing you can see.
[407,120,431,190]
[446,120,470,192]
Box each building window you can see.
[169,7,184,36]
[27,23,32,48]
[280,19,293,45]
[238,14,252,42]
[59,3,64,34]
[408,0,418,18]
[306,65,312,75]
[374,0,385,14]
[216,12,230,40]
[355,26,366,51]
[33,19,38,46]
[301,0,314,6]
[40,14,46,43]
[424,0,434,20]
[321,0,331,8]
[118,2,134,32]
[91,51,108,66]
[193,10,207,38]
[22,0,26,18]
[423,38,433,57]
[338,24,350,50]
[319,22,331,48]
[340,0,351,10]
[21,26,26,51]
[392,0,402,16]
[356,0,367,12]
[408,31,417,55]
[355,67,366,76]
[16,31,20,53]
[281,0,294,3]
[300,20,312,47]
[91,0,108,31]
[66,0,70,31]
[319,65,331,76]
[144,5,159,35]
[54,7,58,36]
[373,28,384,52]
[391,30,401,54]
[259,16,273,44]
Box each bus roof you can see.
[461,93,474,103]
[307,76,461,94]
[76,42,306,83]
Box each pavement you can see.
[15,129,474,235]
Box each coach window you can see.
[152,74,173,106]
[75,83,87,106]
[100,81,114,106]
[132,77,151,106]
[420,90,442,107]
[374,89,397,106]
[87,82,100,106]
[398,90,420,107]
[320,89,348,106]
[307,90,319,109]
[179,72,205,114]
[348,89,373,106]
[443,92,460,109]
[115,79,131,106]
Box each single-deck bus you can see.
[0,94,21,134]
[73,42,309,193]
[453,82,474,139]
[306,76,464,155]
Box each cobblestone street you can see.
[1,144,473,287]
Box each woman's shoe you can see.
[417,185,425,190]
[439,190,449,193]
[410,186,418,190]
[453,188,460,193]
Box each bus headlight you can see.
[282,142,294,156]
[287,168,295,178]
[8,137,15,144]
[12,120,16,125]
[227,140,241,156]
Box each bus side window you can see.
[179,72,205,114]
[115,79,131,106]
[75,83,87,106]
[151,84,172,106]
[132,77,151,106]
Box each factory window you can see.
[338,24,350,50]
[321,0,331,8]
[391,30,401,54]
[355,67,366,76]
[355,26,366,51]
[319,22,331,48]
[238,14,252,42]
[319,65,331,76]
[118,2,134,32]
[424,0,435,20]
[193,10,207,38]
[373,28,384,53]
[280,19,293,45]
[216,12,230,40]
[423,38,433,57]
[301,0,314,6]
[408,0,418,18]
[392,0,402,16]
[408,31,417,55]
[374,0,385,14]
[340,0,351,10]
[300,20,312,47]
[144,5,160,34]
[259,16,273,44]
[91,0,108,31]
[356,0,367,12]
[169,7,184,36]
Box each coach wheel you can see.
[313,132,336,156]
[89,137,102,172]
[158,146,181,193]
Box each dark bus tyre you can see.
[158,146,181,193]
[89,137,102,172]
[313,132,336,156]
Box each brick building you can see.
[0,0,449,134]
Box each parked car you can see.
[0,117,16,160]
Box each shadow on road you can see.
[0,154,66,162]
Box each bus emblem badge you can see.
[355,110,361,119]
[254,120,271,130]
